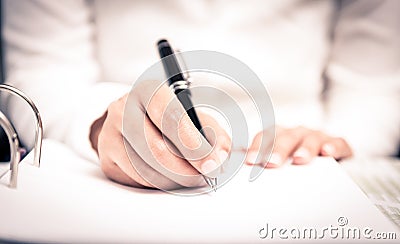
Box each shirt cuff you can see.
[64,82,131,163]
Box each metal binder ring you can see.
[0,84,43,188]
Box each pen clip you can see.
[175,49,193,85]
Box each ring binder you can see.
[0,84,43,188]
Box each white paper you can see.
[0,139,398,243]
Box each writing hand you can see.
[90,82,231,190]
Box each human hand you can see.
[90,83,231,190]
[246,126,352,168]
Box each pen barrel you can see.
[157,39,186,85]
[157,39,215,189]
[157,39,206,140]
[176,89,206,139]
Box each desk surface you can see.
[0,140,398,243]
[342,157,400,229]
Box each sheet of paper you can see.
[0,139,398,243]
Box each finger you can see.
[266,127,307,168]
[131,82,223,177]
[107,132,185,189]
[100,101,157,188]
[246,131,263,165]
[123,137,196,189]
[123,102,207,188]
[321,137,353,160]
[101,158,146,188]
[135,115,206,187]
[149,86,219,174]
[292,131,326,165]
[99,122,164,188]
[245,127,275,167]
[197,111,232,162]
[100,104,185,189]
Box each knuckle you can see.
[272,145,284,154]
[275,126,285,134]
[277,132,295,143]
[305,132,322,142]
[335,137,347,145]
[149,138,168,159]
[294,125,307,133]
[107,100,124,122]
[253,131,265,144]
[149,101,165,119]
[132,80,151,96]
[284,128,298,137]
[314,130,325,138]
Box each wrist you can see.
[89,111,107,154]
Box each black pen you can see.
[157,39,217,191]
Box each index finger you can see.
[135,81,223,177]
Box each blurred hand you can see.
[90,82,231,190]
[246,126,352,168]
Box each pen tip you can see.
[211,178,217,192]
[203,176,218,192]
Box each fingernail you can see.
[322,144,335,155]
[201,159,218,174]
[268,153,282,167]
[294,147,310,158]
[293,148,310,164]
[246,152,258,165]
[218,150,229,163]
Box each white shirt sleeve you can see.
[324,0,400,157]
[2,0,129,162]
